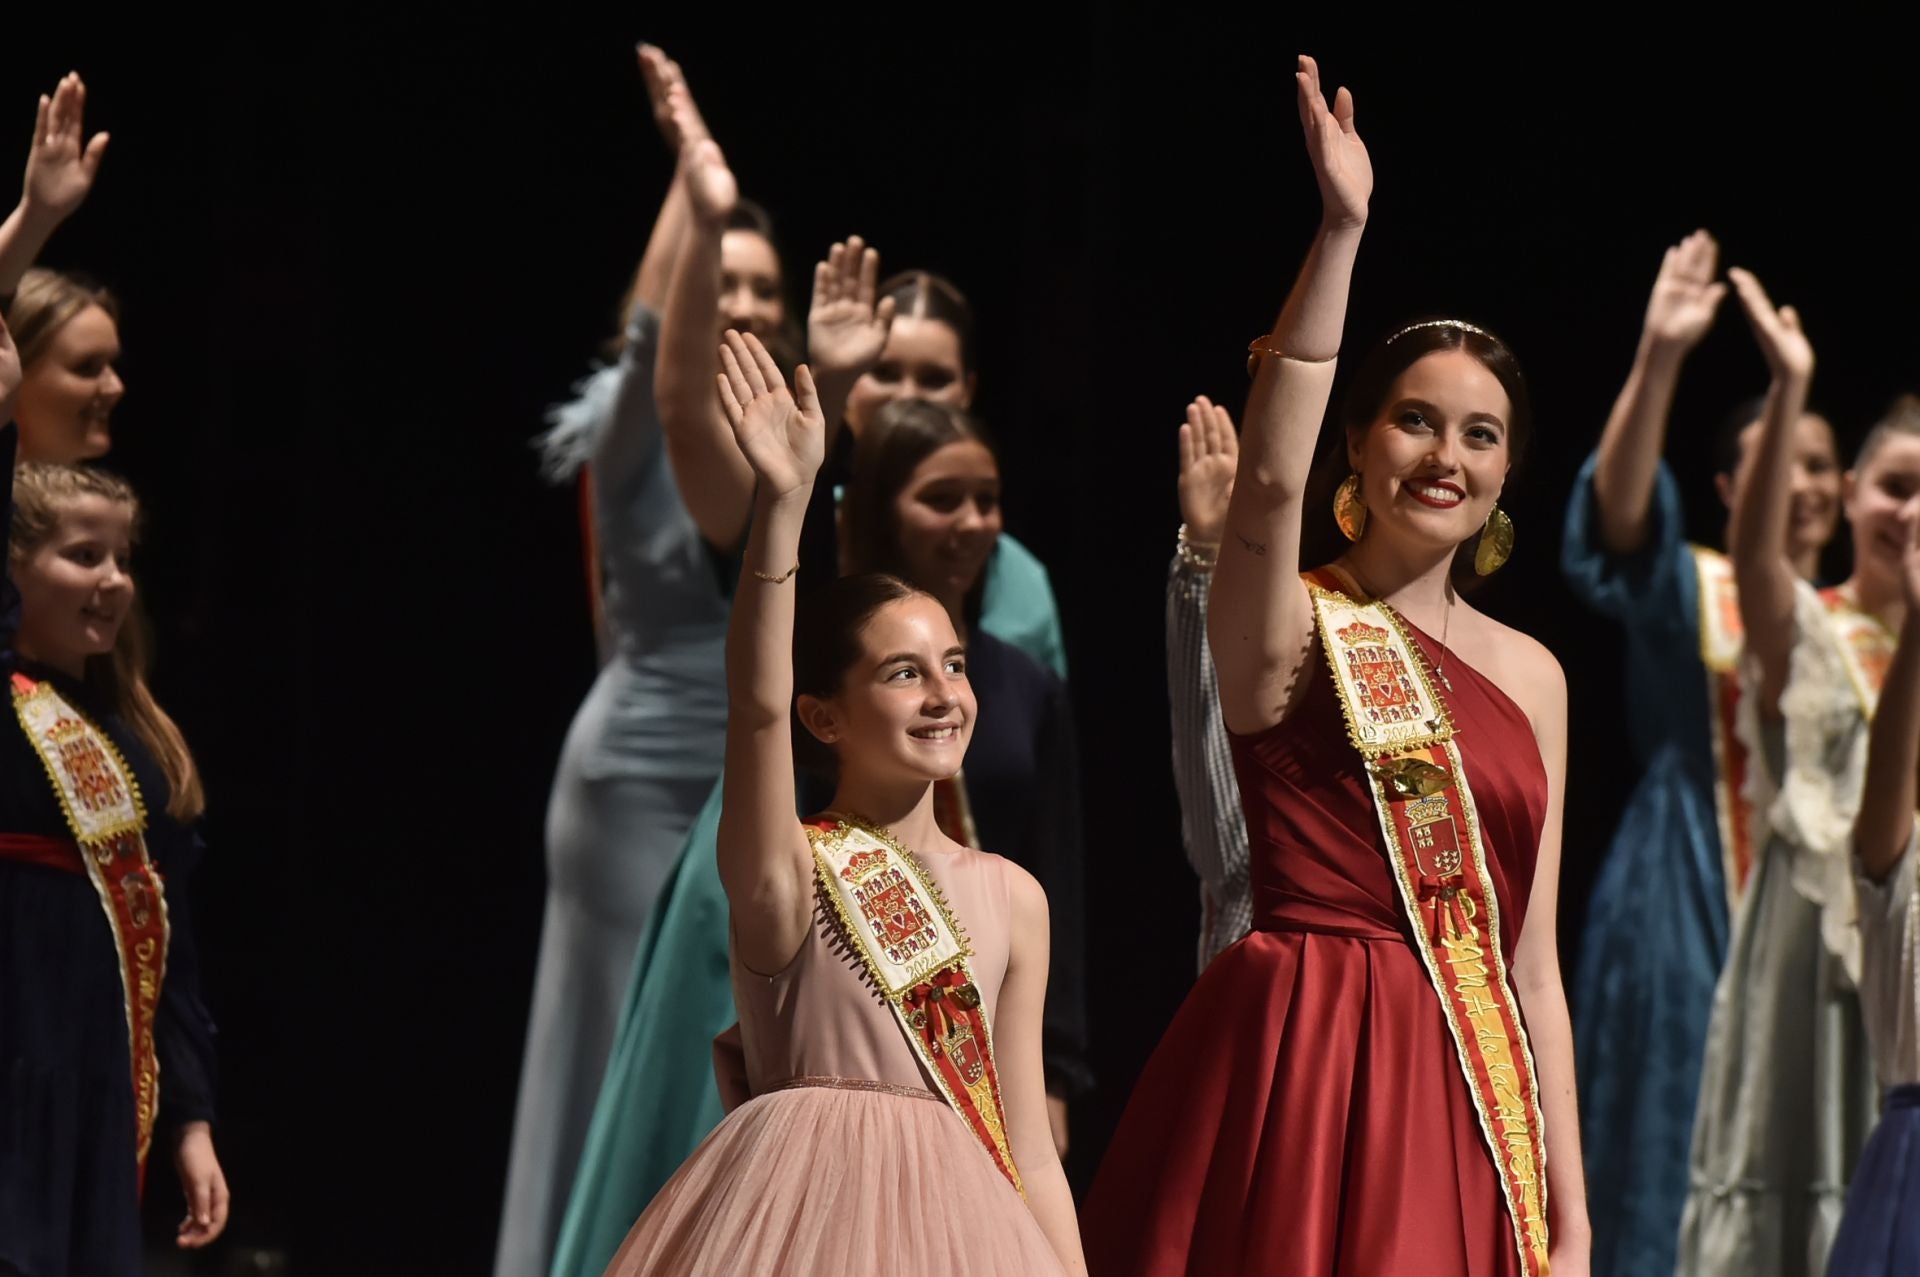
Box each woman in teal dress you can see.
[1564,234,1841,1277]
[549,252,1073,1277]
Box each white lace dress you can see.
[1674,580,1885,1276]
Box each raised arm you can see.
[0,73,109,298]
[627,46,703,322]
[1210,55,1369,735]
[1855,503,1920,881]
[1590,232,1726,555]
[1168,397,1251,963]
[1725,267,1815,715]
[712,331,825,975]
[580,49,707,489]
[806,236,896,448]
[653,98,758,553]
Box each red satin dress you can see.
[1085,624,1548,1275]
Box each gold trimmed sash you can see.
[11,672,169,1184]
[1306,580,1551,1274]
[807,815,1024,1194]
[1820,584,1895,718]
[1691,547,1756,899]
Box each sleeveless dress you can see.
[600,837,1064,1276]
[1083,620,1549,1275]
[495,308,732,1277]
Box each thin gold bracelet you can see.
[751,563,800,584]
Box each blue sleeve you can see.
[1560,449,1692,632]
[156,828,218,1129]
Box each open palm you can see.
[1644,231,1726,350]
[1729,267,1813,382]
[1177,396,1238,541]
[808,236,897,378]
[24,73,109,220]
[718,330,825,499]
[1296,56,1370,228]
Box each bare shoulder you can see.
[1471,612,1567,733]
[995,856,1049,922]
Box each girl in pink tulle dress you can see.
[599,332,1084,1276]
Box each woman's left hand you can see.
[173,1121,231,1248]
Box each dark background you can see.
[12,11,1917,1272]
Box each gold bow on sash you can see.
[11,672,170,1186]
[807,814,1024,1194]
[1305,578,1552,1275]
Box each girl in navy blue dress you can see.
[0,417,227,1274]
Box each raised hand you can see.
[1177,395,1239,543]
[717,330,825,499]
[680,135,738,227]
[807,236,897,380]
[637,44,709,153]
[22,73,109,223]
[1295,55,1370,230]
[1728,267,1814,383]
[1643,230,1726,351]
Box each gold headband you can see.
[1385,318,1494,345]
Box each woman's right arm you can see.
[1855,505,1920,882]
[1725,268,1815,715]
[712,331,825,974]
[653,86,758,555]
[1210,55,1368,736]
[0,74,109,298]
[1590,232,1725,555]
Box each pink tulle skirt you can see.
[603,1079,1064,1276]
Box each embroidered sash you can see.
[1305,578,1551,1274]
[11,672,169,1183]
[1691,547,1756,899]
[1820,583,1896,718]
[807,815,1023,1193]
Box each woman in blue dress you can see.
[1563,232,1840,1277]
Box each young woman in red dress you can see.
[1083,56,1590,1276]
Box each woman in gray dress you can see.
[492,48,796,1277]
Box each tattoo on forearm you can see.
[1233,529,1267,556]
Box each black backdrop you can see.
[11,11,1919,1272]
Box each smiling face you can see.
[1717,412,1843,563]
[844,316,974,438]
[11,492,137,674]
[797,594,977,785]
[1844,431,1920,596]
[718,229,785,340]
[1346,348,1513,553]
[15,303,124,463]
[891,440,1002,613]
